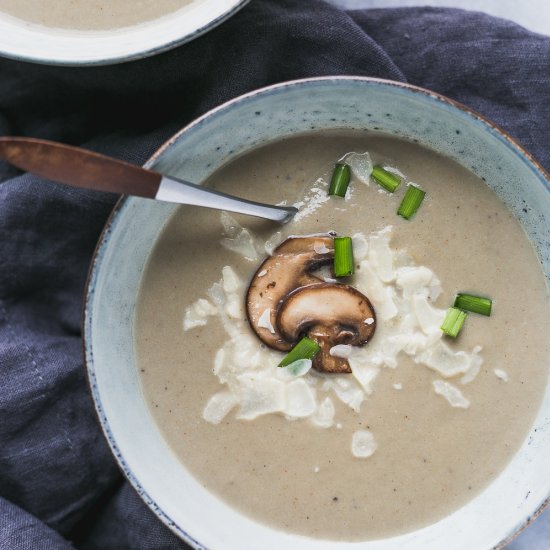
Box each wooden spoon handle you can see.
[0,137,161,197]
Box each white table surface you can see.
[327,0,550,35]
[326,1,550,548]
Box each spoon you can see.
[0,137,297,223]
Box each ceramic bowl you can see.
[0,0,248,66]
[84,77,550,549]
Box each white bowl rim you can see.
[83,76,550,549]
[0,0,249,66]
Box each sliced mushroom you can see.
[246,235,335,351]
[276,283,376,373]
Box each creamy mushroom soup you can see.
[0,0,191,30]
[135,133,550,541]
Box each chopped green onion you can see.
[454,294,492,316]
[441,307,468,338]
[371,165,402,193]
[278,337,320,368]
[328,163,351,197]
[398,185,426,220]
[334,236,354,277]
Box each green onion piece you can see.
[278,337,320,368]
[454,294,492,316]
[371,165,402,193]
[328,163,351,197]
[440,307,468,338]
[334,236,354,277]
[398,185,426,220]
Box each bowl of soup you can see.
[0,0,248,65]
[84,77,550,548]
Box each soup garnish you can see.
[371,164,402,192]
[441,307,468,338]
[190,219,484,430]
[276,282,377,373]
[333,236,354,277]
[398,184,426,219]
[328,163,351,197]
[454,293,493,316]
[278,337,320,369]
[246,233,376,373]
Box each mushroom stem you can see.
[310,330,354,374]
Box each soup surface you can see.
[0,0,191,30]
[135,133,550,541]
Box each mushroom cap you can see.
[245,235,335,351]
[276,283,376,373]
